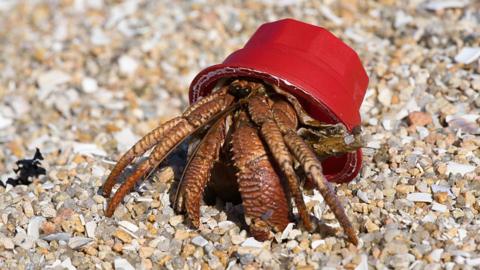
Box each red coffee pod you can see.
[189,18,369,183]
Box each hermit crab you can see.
[101,19,369,245]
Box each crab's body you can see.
[102,79,362,245]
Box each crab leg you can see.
[232,111,290,241]
[102,118,184,197]
[103,87,235,217]
[102,87,231,198]
[269,98,358,245]
[246,95,313,231]
[283,130,358,245]
[178,116,227,227]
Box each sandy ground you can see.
[0,0,479,269]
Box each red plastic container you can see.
[189,18,369,183]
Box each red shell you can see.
[189,19,369,183]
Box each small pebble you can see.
[174,230,190,240]
[1,237,15,250]
[37,70,71,91]
[431,202,448,213]
[239,254,255,265]
[396,184,415,194]
[23,202,34,218]
[0,113,13,129]
[408,111,433,126]
[42,233,71,242]
[191,236,208,247]
[407,193,433,203]
[46,258,76,270]
[68,237,93,250]
[118,55,139,76]
[466,258,480,266]
[425,0,468,11]
[285,240,298,249]
[114,257,135,270]
[169,215,184,227]
[434,192,449,204]
[118,220,139,233]
[429,249,444,262]
[27,216,45,240]
[85,221,96,238]
[446,162,476,176]
[357,190,370,203]
[280,223,294,240]
[231,234,246,245]
[217,221,235,230]
[114,229,132,244]
[365,219,380,232]
[139,246,155,258]
[311,239,325,250]
[81,77,98,93]
[241,237,263,248]
[454,47,480,64]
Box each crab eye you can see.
[228,81,251,98]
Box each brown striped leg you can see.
[179,117,227,227]
[246,95,313,231]
[105,119,195,217]
[102,87,232,198]
[259,120,313,231]
[104,88,235,217]
[102,118,184,197]
[231,111,290,241]
[174,79,263,214]
[283,130,358,245]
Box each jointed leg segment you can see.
[182,117,227,227]
[283,130,359,245]
[231,111,290,240]
[248,93,357,244]
[247,95,313,231]
[102,117,184,198]
[105,119,195,217]
[102,87,234,217]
